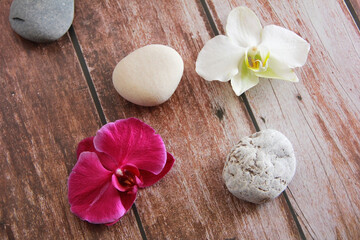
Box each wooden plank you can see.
[349,0,360,19]
[72,0,302,239]
[206,0,360,239]
[0,0,142,239]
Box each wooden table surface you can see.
[1,0,359,239]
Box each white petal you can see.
[196,35,245,82]
[231,58,259,96]
[255,57,299,82]
[226,6,262,48]
[260,25,310,68]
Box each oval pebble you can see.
[112,44,184,107]
[9,0,74,43]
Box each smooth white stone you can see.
[112,44,184,106]
[223,129,296,204]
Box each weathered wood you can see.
[349,0,360,20]
[0,0,142,239]
[73,0,301,239]
[206,0,360,239]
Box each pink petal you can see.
[96,153,119,172]
[93,118,166,175]
[68,152,131,224]
[138,152,175,188]
[105,191,137,226]
[76,136,118,172]
[76,137,95,159]
[120,190,137,211]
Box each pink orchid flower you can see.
[68,118,175,225]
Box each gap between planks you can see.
[199,0,307,239]
[345,0,360,29]
[68,25,148,240]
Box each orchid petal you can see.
[76,137,95,159]
[230,58,259,96]
[105,191,137,226]
[68,152,128,224]
[259,25,310,68]
[120,189,137,210]
[76,136,118,172]
[138,152,175,188]
[196,35,245,82]
[255,57,299,82]
[226,6,262,47]
[94,118,166,175]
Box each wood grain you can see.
[206,0,360,239]
[0,0,142,239]
[349,0,360,19]
[73,0,302,239]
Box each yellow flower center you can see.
[245,46,270,73]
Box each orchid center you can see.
[245,46,270,73]
[115,168,137,188]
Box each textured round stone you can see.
[223,129,296,204]
[112,44,184,107]
[9,0,74,43]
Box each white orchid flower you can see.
[196,6,310,96]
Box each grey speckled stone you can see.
[9,0,74,43]
[223,129,296,204]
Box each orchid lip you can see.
[112,165,144,193]
[245,46,270,73]
[117,169,136,187]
